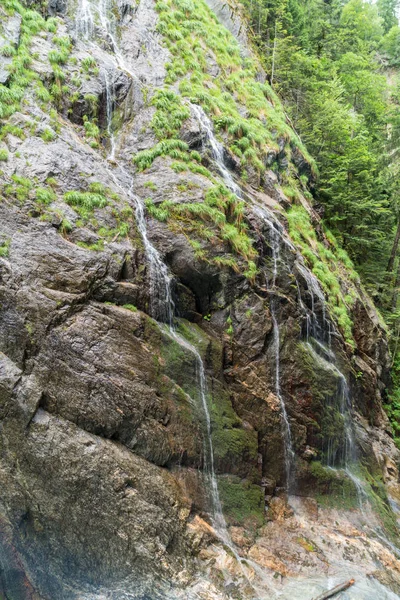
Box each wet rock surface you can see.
[0,0,400,598]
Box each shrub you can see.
[41,128,56,142]
[64,190,108,210]
[35,187,56,204]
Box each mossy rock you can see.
[306,461,359,510]
[210,382,258,478]
[293,341,350,461]
[218,474,265,529]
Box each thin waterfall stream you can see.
[191,103,296,491]
[267,223,296,491]
[71,20,400,591]
[75,4,239,559]
[295,262,400,557]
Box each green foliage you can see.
[0,149,9,161]
[0,3,48,120]
[150,89,190,139]
[40,128,56,142]
[133,139,190,171]
[3,173,33,202]
[0,238,10,258]
[145,183,257,278]
[123,304,138,312]
[35,187,56,205]
[147,0,314,182]
[385,351,400,448]
[64,190,108,210]
[287,205,356,344]
[81,56,97,72]
[218,475,265,527]
[239,0,400,299]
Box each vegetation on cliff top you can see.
[239,0,400,439]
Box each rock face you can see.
[1,0,400,598]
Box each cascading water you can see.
[262,212,296,491]
[267,222,295,493]
[74,0,174,322]
[75,0,94,39]
[103,69,116,161]
[295,258,400,564]
[191,104,296,492]
[74,4,233,547]
[295,264,358,469]
[74,12,400,593]
[190,103,242,197]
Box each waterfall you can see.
[103,69,116,161]
[295,263,358,470]
[190,103,242,197]
[75,0,94,39]
[74,4,232,542]
[269,228,296,491]
[191,103,296,492]
[255,207,296,490]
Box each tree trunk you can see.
[271,20,278,86]
[387,217,400,275]
[312,579,355,600]
[392,259,400,311]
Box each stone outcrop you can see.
[0,0,400,598]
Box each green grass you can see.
[35,187,56,205]
[153,0,315,178]
[145,183,258,279]
[64,191,108,210]
[0,149,9,161]
[81,56,97,72]
[0,238,10,257]
[3,173,32,202]
[0,2,48,120]
[41,128,56,142]
[133,139,190,171]
[287,205,358,345]
[123,304,138,312]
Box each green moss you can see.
[295,341,351,461]
[287,205,357,345]
[309,462,358,509]
[218,475,264,528]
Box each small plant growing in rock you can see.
[0,45,16,57]
[60,218,73,234]
[41,128,56,142]
[84,94,98,116]
[81,56,97,73]
[143,181,158,190]
[0,149,9,161]
[46,177,58,188]
[226,315,234,336]
[35,187,56,205]
[0,238,10,257]
[123,304,138,312]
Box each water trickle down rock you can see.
[1,0,400,598]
